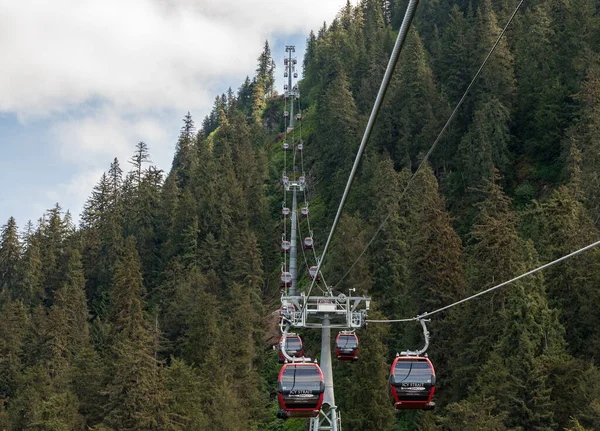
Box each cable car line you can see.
[304,0,421,303]
[366,238,600,323]
[297,211,327,295]
[332,0,526,292]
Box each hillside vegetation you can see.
[1,0,600,429]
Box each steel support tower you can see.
[285,46,295,129]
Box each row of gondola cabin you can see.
[308,266,321,281]
[303,237,314,249]
[278,334,303,363]
[389,355,436,410]
[277,363,324,419]
[335,332,359,361]
[281,240,291,253]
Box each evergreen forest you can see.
[2,0,600,429]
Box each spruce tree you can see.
[104,237,177,430]
[0,217,20,293]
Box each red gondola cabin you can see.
[308,266,320,281]
[280,272,292,287]
[282,207,291,218]
[335,332,359,361]
[277,363,324,419]
[300,207,309,218]
[389,356,436,410]
[278,334,303,363]
[303,237,314,250]
[280,303,295,318]
[281,241,291,253]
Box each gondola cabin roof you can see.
[389,356,436,410]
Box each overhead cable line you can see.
[366,238,600,323]
[304,0,421,302]
[333,0,526,291]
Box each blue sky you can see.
[0,0,348,231]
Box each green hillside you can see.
[2,0,600,429]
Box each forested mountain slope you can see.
[1,0,600,429]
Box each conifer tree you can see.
[449,171,567,429]
[171,112,198,191]
[0,217,20,293]
[104,237,177,430]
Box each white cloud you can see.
[51,107,171,168]
[0,0,347,118]
[1,0,349,225]
[45,169,104,218]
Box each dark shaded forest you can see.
[1,0,600,429]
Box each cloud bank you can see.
[0,0,348,225]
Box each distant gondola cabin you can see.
[303,237,314,250]
[308,266,320,281]
[281,241,291,253]
[283,142,289,151]
[297,143,303,151]
[278,334,303,362]
[300,207,309,218]
[335,333,359,361]
[282,207,291,218]
[280,272,293,287]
